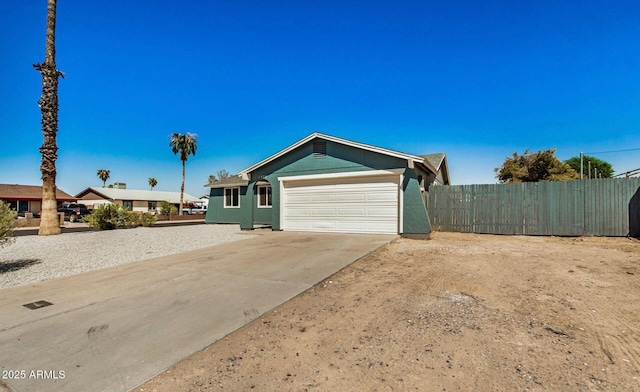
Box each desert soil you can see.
[135,232,640,392]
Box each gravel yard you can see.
[0,224,252,289]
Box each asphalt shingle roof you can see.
[420,153,446,171]
[0,184,76,200]
[205,175,249,188]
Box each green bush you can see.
[139,212,157,227]
[159,200,172,215]
[159,200,179,216]
[83,204,156,230]
[0,202,17,248]
[83,204,123,230]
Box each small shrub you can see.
[139,212,157,227]
[83,204,119,230]
[84,205,158,230]
[159,200,178,216]
[159,200,172,215]
[123,210,141,228]
[83,204,136,230]
[0,202,17,248]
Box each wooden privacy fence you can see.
[427,178,640,237]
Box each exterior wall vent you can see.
[313,141,327,157]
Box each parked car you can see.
[57,203,91,222]
[182,205,207,215]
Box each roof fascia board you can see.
[278,168,405,183]
[206,181,249,189]
[239,132,431,176]
[416,160,437,176]
[440,156,451,185]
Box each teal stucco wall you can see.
[252,183,273,225]
[204,186,246,224]
[402,170,432,235]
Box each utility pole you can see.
[580,152,584,179]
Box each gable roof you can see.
[421,153,445,170]
[238,132,440,179]
[76,187,200,204]
[0,184,76,201]
[421,153,451,185]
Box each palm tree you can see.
[148,177,158,190]
[34,0,63,236]
[97,169,110,187]
[169,132,197,215]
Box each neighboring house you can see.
[198,195,209,207]
[75,187,200,213]
[0,184,76,215]
[205,132,450,237]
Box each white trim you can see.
[399,173,404,234]
[279,180,285,230]
[239,133,436,176]
[223,187,241,208]
[278,168,405,183]
[256,185,272,208]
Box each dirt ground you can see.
[135,232,640,392]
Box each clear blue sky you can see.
[1,1,639,197]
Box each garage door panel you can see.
[367,191,397,201]
[310,194,338,202]
[337,207,366,216]
[286,208,312,217]
[310,208,337,216]
[283,174,399,235]
[336,193,367,202]
[286,194,312,203]
[310,221,339,230]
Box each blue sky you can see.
[1,1,639,197]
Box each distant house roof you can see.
[205,175,249,189]
[75,187,200,204]
[238,132,439,179]
[0,184,76,201]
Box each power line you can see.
[584,147,640,155]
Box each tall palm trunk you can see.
[35,0,63,236]
[179,160,185,215]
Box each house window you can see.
[148,201,157,212]
[257,185,272,208]
[18,200,28,212]
[123,200,133,210]
[224,188,240,208]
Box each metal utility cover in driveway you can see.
[0,231,394,392]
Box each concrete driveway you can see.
[0,231,394,392]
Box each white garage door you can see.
[282,174,400,234]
